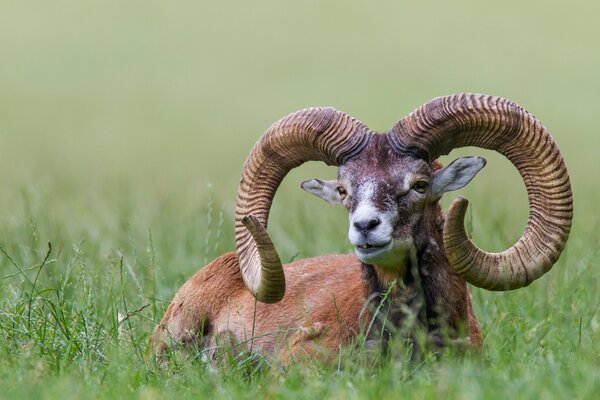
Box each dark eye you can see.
[336,187,347,198]
[412,181,429,194]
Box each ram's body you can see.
[152,94,571,361]
[152,252,482,360]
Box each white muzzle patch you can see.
[348,181,415,269]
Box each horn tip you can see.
[241,215,264,234]
[241,214,257,226]
[450,196,470,210]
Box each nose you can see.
[353,217,381,232]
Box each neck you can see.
[361,209,470,353]
[360,250,426,350]
[372,244,418,289]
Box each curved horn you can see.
[387,93,572,290]
[236,107,372,303]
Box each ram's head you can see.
[235,94,573,303]
[302,136,485,273]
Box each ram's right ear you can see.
[301,179,345,206]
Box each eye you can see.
[336,187,347,198]
[412,180,429,194]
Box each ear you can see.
[431,157,486,197]
[301,179,345,206]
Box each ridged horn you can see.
[387,93,573,290]
[236,107,372,303]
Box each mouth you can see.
[354,241,392,257]
[356,243,381,250]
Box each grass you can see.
[1,187,597,399]
[1,0,600,398]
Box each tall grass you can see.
[1,184,598,399]
[1,0,599,398]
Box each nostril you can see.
[353,217,381,231]
[367,217,381,230]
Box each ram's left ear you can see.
[301,179,345,206]
[431,157,486,198]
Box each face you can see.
[338,146,431,269]
[301,135,486,271]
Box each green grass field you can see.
[1,1,599,398]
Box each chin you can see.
[355,239,415,268]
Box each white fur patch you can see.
[348,182,393,247]
[350,182,377,225]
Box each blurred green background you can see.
[1,0,598,285]
[2,0,599,284]
[2,1,598,199]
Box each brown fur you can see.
[152,252,481,361]
[152,135,484,361]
